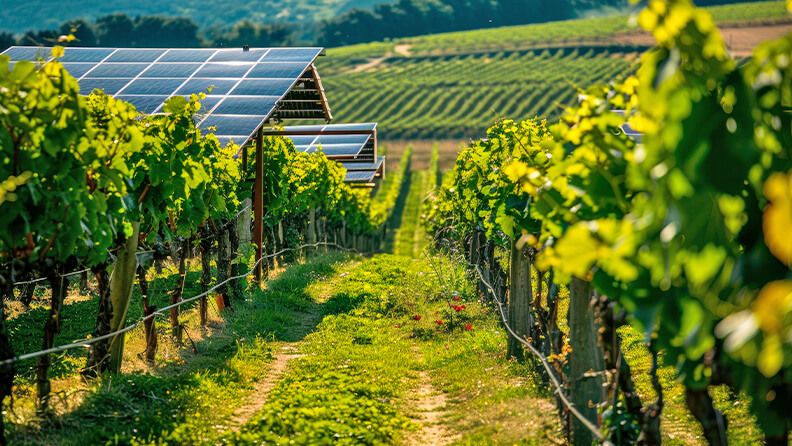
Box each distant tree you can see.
[133,16,202,47]
[318,0,576,47]
[60,19,97,46]
[18,30,59,46]
[319,9,382,46]
[95,14,135,47]
[214,21,294,48]
[0,32,14,52]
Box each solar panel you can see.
[341,157,385,172]
[2,46,327,147]
[345,170,378,183]
[281,123,377,160]
[276,123,382,185]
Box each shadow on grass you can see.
[8,253,359,446]
[382,155,412,254]
[7,270,206,382]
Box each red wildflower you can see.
[412,315,422,321]
[435,319,444,326]
[464,324,474,331]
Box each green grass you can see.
[226,253,562,445]
[619,326,762,446]
[9,252,564,445]
[7,253,348,444]
[394,171,431,257]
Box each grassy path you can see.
[393,170,430,257]
[11,253,561,445]
[226,254,561,445]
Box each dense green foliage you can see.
[0,54,141,268]
[424,0,792,439]
[0,0,381,36]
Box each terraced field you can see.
[319,47,638,139]
[315,1,789,140]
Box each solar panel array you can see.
[280,123,384,184]
[2,46,325,147]
[283,123,376,158]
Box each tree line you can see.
[0,14,294,51]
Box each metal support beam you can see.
[253,127,264,287]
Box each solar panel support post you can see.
[253,127,264,287]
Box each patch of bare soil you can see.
[613,23,791,57]
[395,44,413,57]
[405,370,459,446]
[227,343,303,430]
[353,56,388,72]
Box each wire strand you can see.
[470,262,604,441]
[0,241,359,366]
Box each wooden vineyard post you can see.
[106,222,140,372]
[83,266,112,377]
[253,127,264,287]
[217,227,231,308]
[138,265,157,364]
[170,239,189,345]
[507,242,532,361]
[238,189,252,294]
[308,207,317,253]
[568,277,604,446]
[199,226,211,327]
[36,267,68,415]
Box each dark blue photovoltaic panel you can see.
[62,63,96,78]
[2,45,328,147]
[141,63,201,78]
[79,78,130,95]
[193,63,254,78]
[283,124,325,132]
[262,48,322,62]
[121,78,185,95]
[87,63,149,78]
[159,49,216,63]
[231,79,294,96]
[331,123,377,132]
[176,78,237,96]
[288,136,316,145]
[315,134,369,145]
[3,46,50,61]
[202,115,268,137]
[316,144,364,156]
[59,48,114,62]
[247,63,306,79]
[210,49,269,62]
[341,157,384,171]
[345,170,377,182]
[117,95,170,113]
[107,49,166,62]
[213,96,278,115]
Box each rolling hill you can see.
[315,1,790,140]
[0,0,381,34]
